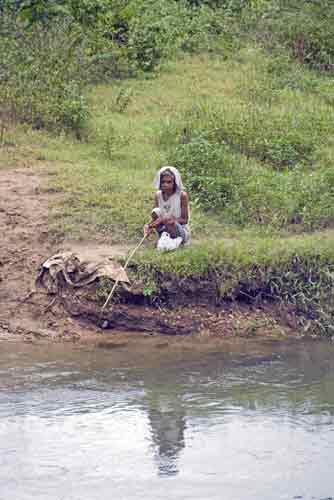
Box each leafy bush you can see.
[172,138,239,209]
[255,0,334,71]
[170,135,296,226]
[0,15,90,132]
[8,0,113,26]
[126,0,228,72]
[179,4,228,54]
[127,2,181,72]
[184,0,251,11]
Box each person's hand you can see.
[163,216,176,225]
[143,224,151,236]
[149,217,163,228]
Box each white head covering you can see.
[153,166,184,193]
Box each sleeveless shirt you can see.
[157,191,182,218]
[156,190,190,240]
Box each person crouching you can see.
[144,166,190,246]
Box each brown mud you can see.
[0,165,79,342]
[0,165,298,346]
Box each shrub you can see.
[179,4,228,54]
[172,138,238,209]
[124,0,230,72]
[170,135,299,227]
[255,0,334,71]
[0,14,90,132]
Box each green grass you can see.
[122,229,334,337]
[2,41,333,240]
[6,45,333,244]
[29,47,333,243]
[36,52,257,242]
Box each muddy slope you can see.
[0,166,86,341]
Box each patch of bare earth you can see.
[0,166,96,342]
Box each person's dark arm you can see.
[178,191,189,225]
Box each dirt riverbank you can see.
[0,165,83,342]
[0,165,297,344]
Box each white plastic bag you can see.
[157,232,182,252]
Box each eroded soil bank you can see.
[0,166,297,345]
[0,165,81,342]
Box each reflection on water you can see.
[1,339,334,499]
[146,384,186,476]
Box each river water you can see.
[1,338,334,500]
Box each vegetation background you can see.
[1,0,334,336]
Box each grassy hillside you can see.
[13,47,334,242]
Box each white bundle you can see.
[157,232,182,252]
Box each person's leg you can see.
[165,221,187,242]
[174,223,187,243]
[156,221,189,243]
